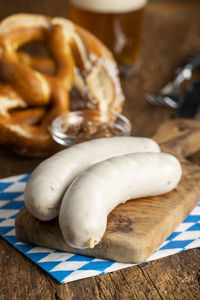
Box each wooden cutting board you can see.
[15,119,200,263]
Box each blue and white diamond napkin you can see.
[0,174,199,283]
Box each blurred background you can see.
[0,0,200,136]
[1,0,199,90]
[0,0,199,19]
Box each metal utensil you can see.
[145,49,200,109]
[176,80,200,119]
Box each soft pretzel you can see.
[18,52,56,76]
[0,14,124,156]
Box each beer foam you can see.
[70,0,147,13]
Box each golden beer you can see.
[69,0,147,75]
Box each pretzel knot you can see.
[0,14,124,157]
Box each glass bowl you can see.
[51,110,132,146]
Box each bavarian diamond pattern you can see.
[0,174,199,283]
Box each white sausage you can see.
[24,137,160,221]
[59,152,182,249]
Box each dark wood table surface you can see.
[0,0,200,299]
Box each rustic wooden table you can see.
[0,0,200,299]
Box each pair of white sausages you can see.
[25,136,160,220]
[24,136,182,249]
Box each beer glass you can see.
[69,0,147,76]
